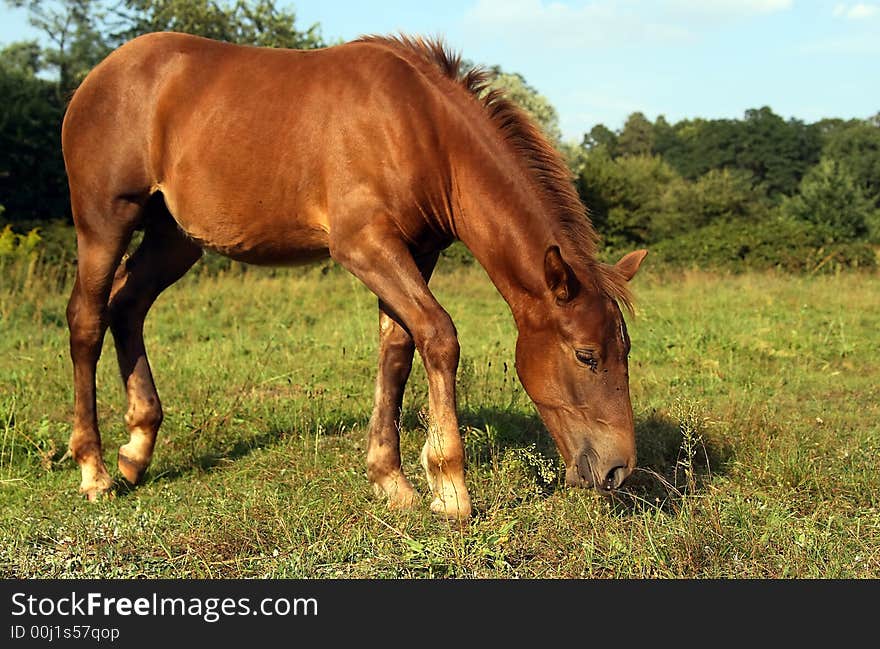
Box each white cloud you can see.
[462,1,794,51]
[669,0,793,16]
[848,3,879,18]
[800,34,880,55]
[832,3,879,19]
[463,1,691,50]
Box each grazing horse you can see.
[62,32,647,519]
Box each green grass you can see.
[1,259,878,578]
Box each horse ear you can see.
[544,245,578,303]
[615,249,648,282]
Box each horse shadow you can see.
[615,410,731,515]
[113,402,729,518]
[450,406,731,516]
[116,412,366,494]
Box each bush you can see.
[0,221,45,293]
[653,168,768,240]
[822,122,880,206]
[782,158,878,240]
[0,217,78,282]
[651,215,877,273]
[577,152,679,246]
[0,222,42,259]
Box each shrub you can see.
[0,222,42,260]
[782,158,878,241]
[577,152,679,247]
[653,168,768,240]
[652,215,877,273]
[0,218,79,289]
[0,220,45,293]
[822,122,880,206]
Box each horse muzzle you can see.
[564,448,633,492]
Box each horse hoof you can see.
[430,497,472,521]
[387,491,420,511]
[371,475,419,511]
[117,449,148,485]
[79,484,114,501]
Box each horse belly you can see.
[159,187,331,266]
[205,222,331,267]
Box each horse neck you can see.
[451,155,566,323]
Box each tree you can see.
[485,68,562,144]
[822,121,880,206]
[663,117,740,180]
[651,114,677,160]
[6,0,110,98]
[115,0,326,49]
[582,123,617,155]
[783,158,877,240]
[577,150,679,246]
[616,111,654,157]
[654,168,766,240]
[0,40,44,76]
[811,117,861,141]
[646,108,822,199]
[736,107,821,198]
[0,63,68,221]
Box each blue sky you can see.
[1,1,878,141]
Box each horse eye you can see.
[575,350,598,372]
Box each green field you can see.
[1,258,878,578]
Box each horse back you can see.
[63,32,461,264]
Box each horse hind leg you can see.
[67,199,141,500]
[108,199,202,485]
[367,305,420,509]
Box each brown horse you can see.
[62,32,646,519]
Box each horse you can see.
[61,32,647,520]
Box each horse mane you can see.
[355,34,633,313]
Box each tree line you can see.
[2,0,878,272]
[569,109,880,270]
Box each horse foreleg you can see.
[108,208,202,485]
[367,252,438,509]
[332,229,470,520]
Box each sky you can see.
[1,1,878,142]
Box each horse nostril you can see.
[577,453,593,486]
[602,465,628,491]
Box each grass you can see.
[1,257,878,578]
